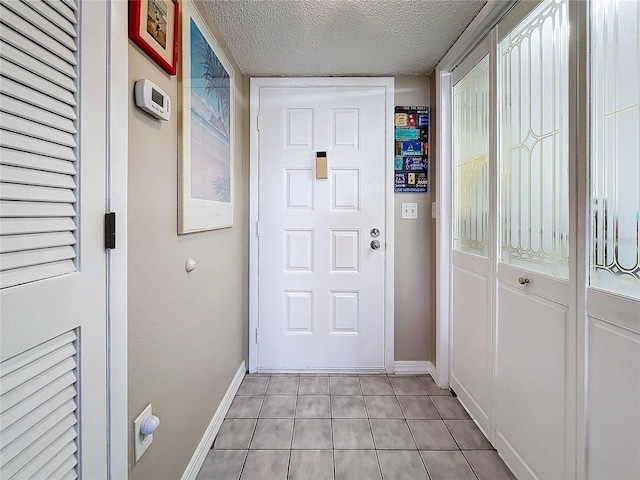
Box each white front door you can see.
[1,1,108,477]
[253,79,392,371]
[494,1,575,479]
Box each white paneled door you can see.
[254,80,391,370]
[494,1,575,479]
[0,1,108,477]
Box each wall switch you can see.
[401,203,418,219]
[134,404,155,462]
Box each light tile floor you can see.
[197,374,516,480]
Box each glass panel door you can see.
[499,0,570,278]
[590,0,640,299]
[453,55,490,257]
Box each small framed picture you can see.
[129,0,179,75]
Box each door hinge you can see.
[104,212,116,249]
[256,221,260,237]
[255,327,259,344]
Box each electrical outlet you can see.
[134,404,154,462]
[401,202,418,219]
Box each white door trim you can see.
[106,1,128,477]
[249,77,395,373]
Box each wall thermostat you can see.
[134,79,170,121]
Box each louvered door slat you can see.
[0,232,76,254]
[0,332,78,479]
[0,148,76,175]
[0,201,76,218]
[12,430,77,479]
[1,27,76,78]
[0,246,76,271]
[0,376,75,430]
[0,218,76,235]
[49,456,78,480]
[0,387,76,447]
[1,183,76,203]
[1,412,76,469]
[59,0,76,12]
[24,0,76,37]
[42,0,76,25]
[0,59,76,106]
[1,260,76,288]
[0,130,75,160]
[0,5,76,63]
[1,0,76,52]
[1,165,76,189]
[1,114,76,148]
[1,358,76,411]
[1,77,76,120]
[0,95,76,134]
[0,342,76,391]
[1,41,77,92]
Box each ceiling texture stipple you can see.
[203,0,487,77]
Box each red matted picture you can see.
[129,0,179,75]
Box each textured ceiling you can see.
[203,0,487,76]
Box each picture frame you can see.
[179,0,235,233]
[129,0,179,75]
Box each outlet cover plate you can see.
[401,202,418,219]
[134,404,154,462]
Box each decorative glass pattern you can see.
[499,0,570,278]
[590,0,640,299]
[453,55,490,257]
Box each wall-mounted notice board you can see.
[394,106,429,192]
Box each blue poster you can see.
[395,106,429,192]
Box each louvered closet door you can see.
[0,0,108,478]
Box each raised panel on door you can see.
[494,283,568,480]
[257,83,387,370]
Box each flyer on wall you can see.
[394,106,429,193]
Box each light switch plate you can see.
[401,202,418,219]
[134,404,154,462]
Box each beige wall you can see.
[393,76,435,362]
[127,2,248,477]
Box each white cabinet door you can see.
[1,1,108,477]
[256,81,389,370]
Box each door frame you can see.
[106,1,129,477]
[248,77,395,373]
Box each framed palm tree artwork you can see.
[179,0,234,233]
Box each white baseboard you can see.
[394,361,433,375]
[181,361,246,480]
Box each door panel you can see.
[0,1,108,476]
[450,43,493,435]
[257,85,387,370]
[587,1,640,477]
[495,1,573,478]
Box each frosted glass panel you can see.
[453,55,490,257]
[590,0,640,299]
[499,0,569,278]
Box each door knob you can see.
[370,240,381,250]
[370,228,380,238]
[518,277,530,285]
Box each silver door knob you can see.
[370,240,381,250]
[518,277,530,285]
[370,228,380,238]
